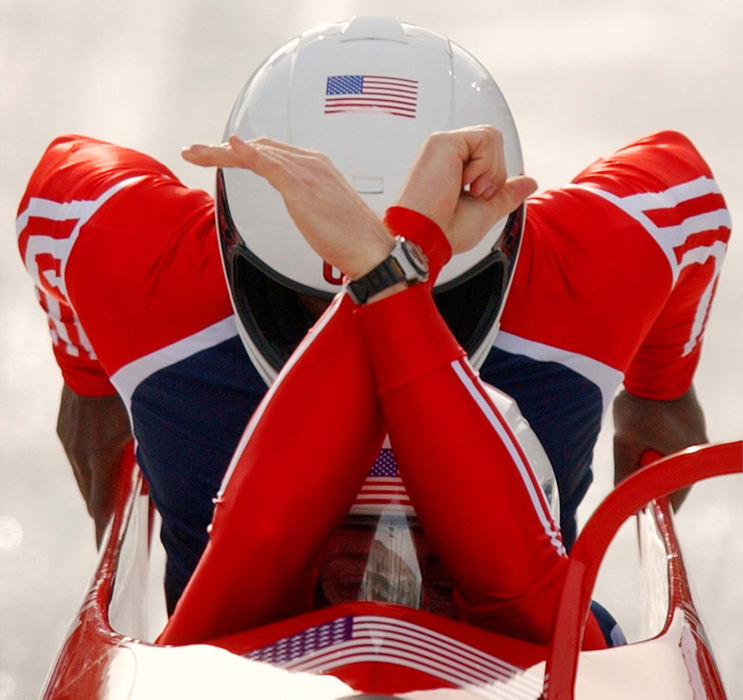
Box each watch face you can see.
[401,240,429,276]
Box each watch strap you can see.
[346,236,428,304]
[347,255,406,304]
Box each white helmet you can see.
[218,16,525,384]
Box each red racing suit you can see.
[17,131,730,622]
[159,207,612,647]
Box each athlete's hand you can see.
[182,137,392,280]
[182,127,536,278]
[396,126,537,254]
[57,385,132,547]
[612,385,708,510]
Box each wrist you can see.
[340,216,396,281]
[346,236,429,305]
[383,206,452,282]
[365,282,408,304]
[346,238,395,282]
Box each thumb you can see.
[485,175,538,216]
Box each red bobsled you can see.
[41,441,741,699]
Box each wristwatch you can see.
[346,236,429,304]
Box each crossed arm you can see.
[55,127,708,553]
[160,127,578,644]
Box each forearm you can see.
[56,384,132,545]
[159,294,386,644]
[354,283,572,642]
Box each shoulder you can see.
[507,131,730,371]
[17,134,214,271]
[570,130,716,195]
[35,134,177,178]
[18,134,181,213]
[16,134,218,319]
[523,130,728,255]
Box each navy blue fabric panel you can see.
[479,347,603,550]
[130,338,604,609]
[130,335,266,610]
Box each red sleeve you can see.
[158,208,452,644]
[34,286,115,395]
[160,208,607,650]
[16,135,228,394]
[573,131,731,399]
[159,294,387,644]
[503,131,730,400]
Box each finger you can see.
[232,137,339,180]
[182,139,298,195]
[183,134,326,166]
[462,155,493,189]
[613,441,643,487]
[228,137,316,194]
[469,170,501,198]
[484,175,537,213]
[462,130,506,196]
[227,135,300,171]
[246,136,325,158]
[181,142,243,167]
[180,136,287,169]
[462,125,504,172]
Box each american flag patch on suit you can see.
[350,444,414,517]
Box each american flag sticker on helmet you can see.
[325,75,418,118]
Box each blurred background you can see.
[1,1,740,698]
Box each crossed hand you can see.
[182,126,537,282]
